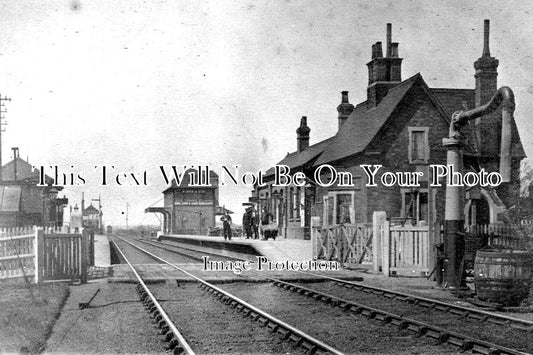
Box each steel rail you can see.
[296,271,533,331]
[268,278,530,355]
[111,239,195,355]
[131,236,532,331]
[116,235,345,355]
[136,238,247,263]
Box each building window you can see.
[408,127,429,164]
[323,191,355,226]
[402,189,428,224]
[289,187,301,221]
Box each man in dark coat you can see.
[222,215,232,241]
[250,210,259,240]
[243,208,252,239]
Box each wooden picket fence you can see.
[465,223,533,250]
[381,222,437,277]
[312,215,438,277]
[312,223,373,266]
[0,227,90,283]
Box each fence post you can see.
[80,229,88,284]
[382,221,390,277]
[311,217,320,259]
[372,211,387,273]
[34,228,44,284]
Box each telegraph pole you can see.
[0,94,12,182]
[92,195,103,233]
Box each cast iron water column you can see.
[443,86,514,289]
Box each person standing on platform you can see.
[251,210,260,240]
[243,208,252,239]
[223,214,232,241]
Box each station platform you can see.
[157,234,313,262]
[93,234,111,267]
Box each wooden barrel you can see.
[474,249,533,306]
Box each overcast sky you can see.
[0,0,532,227]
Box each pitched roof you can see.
[264,136,335,177]
[266,73,525,174]
[315,73,434,165]
[84,204,100,215]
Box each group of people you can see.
[242,207,260,239]
[220,207,276,241]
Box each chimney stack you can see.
[474,19,500,158]
[366,24,403,107]
[11,147,19,181]
[337,91,354,130]
[296,116,310,153]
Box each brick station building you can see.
[254,21,525,239]
[146,168,230,235]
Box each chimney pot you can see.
[371,43,377,59]
[483,19,490,57]
[337,91,354,130]
[386,23,392,57]
[296,116,310,152]
[391,42,399,57]
[375,42,383,58]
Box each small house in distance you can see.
[0,148,68,228]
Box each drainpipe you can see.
[443,86,515,290]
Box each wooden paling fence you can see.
[0,227,91,283]
[312,223,373,266]
[312,212,438,277]
[465,223,533,250]
[0,233,35,279]
[381,222,436,277]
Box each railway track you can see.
[296,273,533,331]
[134,236,533,332]
[112,236,344,355]
[117,235,532,355]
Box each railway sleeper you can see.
[461,340,474,351]
[424,329,441,340]
[488,318,508,326]
[154,314,163,324]
[277,327,291,340]
[267,321,279,333]
[449,308,464,316]
[288,334,303,347]
[436,333,450,345]
[300,341,317,355]
[446,336,465,348]
[258,317,269,327]
[415,326,428,338]
[163,330,174,342]
[172,345,184,355]
[159,325,169,335]
[167,338,182,352]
